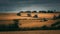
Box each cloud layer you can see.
[0,0,60,13]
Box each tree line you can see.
[17,10,60,13]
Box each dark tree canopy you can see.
[17,13,21,16]
[58,14,60,18]
[53,15,57,20]
[25,11,31,13]
[51,21,60,27]
[53,14,60,20]
[47,10,54,13]
[33,15,38,18]
[32,11,37,13]
[27,14,31,17]
[39,11,46,13]
[20,11,24,13]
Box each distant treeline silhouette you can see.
[17,12,60,20]
[17,10,60,13]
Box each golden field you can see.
[0,13,60,28]
[0,13,60,34]
[0,13,59,20]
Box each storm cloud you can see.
[0,0,60,13]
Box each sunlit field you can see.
[0,12,60,34]
[0,13,60,28]
[0,13,59,24]
[0,13,59,20]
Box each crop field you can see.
[0,13,60,29]
[0,13,60,34]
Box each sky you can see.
[0,0,60,13]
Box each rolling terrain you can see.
[0,13,60,28]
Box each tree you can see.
[53,15,57,20]
[25,11,31,13]
[32,11,37,13]
[43,18,48,21]
[53,14,60,20]
[13,19,19,28]
[51,21,60,27]
[47,10,54,13]
[33,15,38,18]
[51,21,60,29]
[17,13,21,16]
[20,11,24,13]
[57,14,60,19]
[27,14,31,17]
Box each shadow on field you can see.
[0,24,19,31]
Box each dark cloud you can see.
[0,0,60,13]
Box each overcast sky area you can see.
[0,0,60,13]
